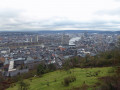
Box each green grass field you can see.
[7,67,114,90]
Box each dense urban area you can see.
[0,31,120,90]
[0,31,119,76]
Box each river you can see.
[69,37,81,45]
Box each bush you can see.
[62,76,76,86]
[37,64,46,76]
[18,80,30,90]
[48,64,56,71]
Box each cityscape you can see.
[0,31,119,77]
[0,0,120,90]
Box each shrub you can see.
[62,76,76,86]
[37,64,46,76]
[18,80,30,90]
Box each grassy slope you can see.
[8,67,113,90]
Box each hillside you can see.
[7,67,114,90]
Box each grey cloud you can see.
[0,8,24,22]
[0,9,20,18]
[0,8,120,31]
[46,20,120,30]
[2,19,120,31]
[95,8,120,16]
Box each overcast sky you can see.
[0,0,120,31]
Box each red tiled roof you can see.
[4,64,9,68]
[0,57,5,63]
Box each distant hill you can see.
[0,30,120,35]
[37,30,120,34]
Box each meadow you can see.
[7,67,114,90]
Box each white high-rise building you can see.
[30,37,33,42]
